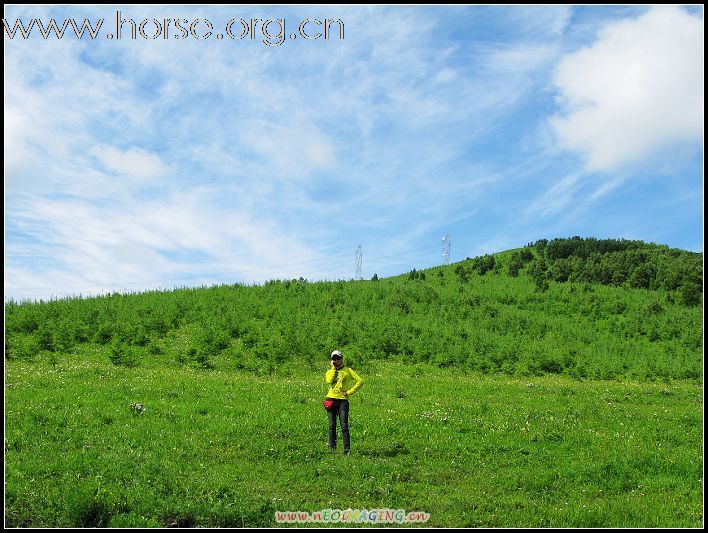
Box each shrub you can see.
[680,281,701,307]
[108,342,138,367]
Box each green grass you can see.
[5,346,703,527]
[5,239,703,526]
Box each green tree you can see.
[508,252,524,277]
[472,254,495,275]
[629,263,656,289]
[528,257,549,292]
[680,281,702,307]
[454,264,470,283]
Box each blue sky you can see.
[4,5,704,300]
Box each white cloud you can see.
[4,105,33,173]
[241,122,336,179]
[90,145,170,183]
[550,6,703,172]
[5,188,328,299]
[504,6,572,39]
[525,174,582,218]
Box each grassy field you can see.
[5,346,703,527]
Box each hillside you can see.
[4,237,704,527]
[4,237,703,381]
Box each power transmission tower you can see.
[442,234,451,265]
[355,244,363,280]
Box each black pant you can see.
[327,398,350,452]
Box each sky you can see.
[4,5,704,300]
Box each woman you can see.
[325,350,364,455]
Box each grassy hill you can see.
[5,237,703,381]
[4,237,703,527]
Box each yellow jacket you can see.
[325,366,364,400]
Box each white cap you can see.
[330,350,343,359]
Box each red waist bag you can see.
[323,398,335,411]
